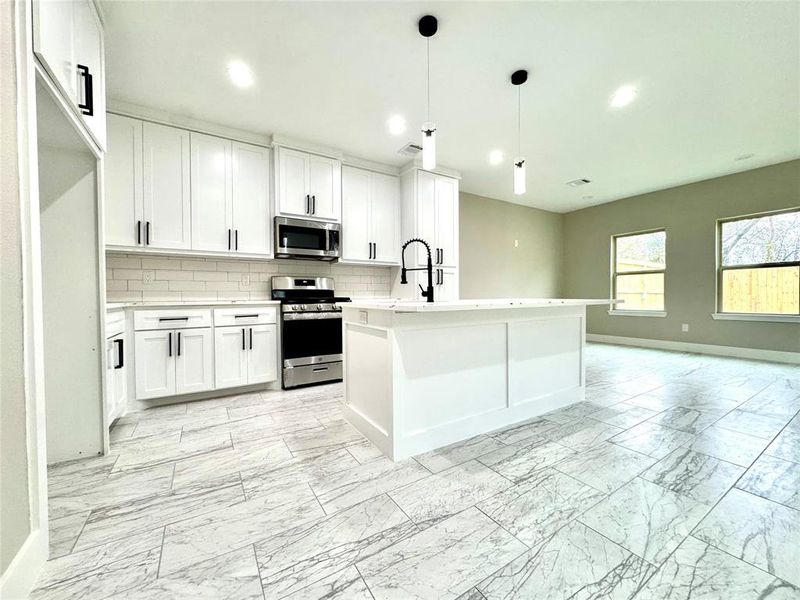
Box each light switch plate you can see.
[682,323,689,332]
[360,310,368,324]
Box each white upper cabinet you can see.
[276,147,341,221]
[33,0,106,149]
[341,167,371,262]
[143,122,191,249]
[191,133,232,252]
[105,114,143,247]
[434,175,458,267]
[231,142,271,255]
[341,166,400,265]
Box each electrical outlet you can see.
[359,310,368,324]
[241,274,251,286]
[143,270,154,283]
[682,323,689,332]
[514,239,519,248]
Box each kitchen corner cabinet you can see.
[191,133,271,255]
[341,166,400,264]
[134,327,213,400]
[276,147,341,221]
[33,0,106,149]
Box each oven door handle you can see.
[282,312,342,321]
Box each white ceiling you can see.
[101,1,800,213]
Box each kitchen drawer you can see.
[106,310,125,338]
[134,308,212,331]
[213,306,277,327]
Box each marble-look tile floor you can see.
[32,343,800,599]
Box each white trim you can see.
[0,530,47,599]
[587,334,800,365]
[341,154,400,176]
[399,158,462,180]
[270,133,343,159]
[712,312,800,324]
[608,309,667,318]
[106,245,274,261]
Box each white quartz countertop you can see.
[345,298,619,313]
[106,300,280,312]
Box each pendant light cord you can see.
[517,86,521,157]
[426,38,431,122]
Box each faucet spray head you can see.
[400,268,407,284]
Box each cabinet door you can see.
[142,122,191,249]
[232,142,270,255]
[134,330,175,400]
[416,170,437,265]
[214,327,248,389]
[175,328,213,395]
[105,114,143,247]
[191,133,232,252]
[72,0,105,149]
[113,337,127,420]
[33,0,76,103]
[104,338,117,425]
[370,173,400,264]
[277,148,309,217]
[308,155,340,220]
[341,166,371,261]
[435,175,458,267]
[437,268,459,301]
[247,325,277,384]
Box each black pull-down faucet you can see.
[400,238,435,303]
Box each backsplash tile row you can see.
[105,253,393,303]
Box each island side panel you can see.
[342,311,396,458]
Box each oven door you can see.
[281,311,342,366]
[275,217,340,260]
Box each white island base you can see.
[342,299,613,461]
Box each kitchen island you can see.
[342,299,615,460]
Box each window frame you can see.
[716,208,800,317]
[610,227,667,314]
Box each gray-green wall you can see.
[460,192,564,299]
[1,0,32,574]
[563,160,800,353]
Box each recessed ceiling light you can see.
[387,115,407,136]
[610,84,637,108]
[227,60,254,88]
[735,153,755,161]
[488,150,504,165]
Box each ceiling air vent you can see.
[566,178,591,187]
[398,143,423,157]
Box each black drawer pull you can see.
[158,317,190,322]
[234,314,258,319]
[77,64,94,116]
[114,338,124,369]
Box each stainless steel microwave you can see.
[274,217,340,261]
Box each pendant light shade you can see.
[514,158,526,195]
[511,69,528,195]
[419,16,438,171]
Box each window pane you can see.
[615,273,665,311]
[722,266,800,314]
[721,211,800,266]
[615,231,666,272]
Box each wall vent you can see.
[566,178,591,187]
[398,143,423,156]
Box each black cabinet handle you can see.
[137,220,142,245]
[249,327,253,350]
[234,314,258,319]
[235,229,239,251]
[168,332,172,357]
[158,317,189,322]
[228,229,231,250]
[177,332,182,357]
[441,249,444,264]
[114,338,124,369]
[368,242,373,259]
[312,195,316,214]
[241,328,245,351]
[305,194,310,214]
[146,221,151,245]
[77,64,93,116]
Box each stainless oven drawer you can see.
[283,361,342,388]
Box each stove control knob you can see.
[317,304,324,311]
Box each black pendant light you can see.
[419,15,438,170]
[511,69,528,195]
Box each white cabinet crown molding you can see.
[270,133,343,160]
[400,159,461,180]
[342,154,400,177]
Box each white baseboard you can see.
[586,334,800,365]
[0,529,47,599]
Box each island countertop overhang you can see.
[344,298,620,313]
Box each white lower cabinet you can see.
[105,332,127,425]
[214,324,277,389]
[134,327,213,400]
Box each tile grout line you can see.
[353,562,376,600]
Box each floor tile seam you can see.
[111,440,236,475]
[307,482,327,516]
[251,543,268,600]
[352,561,377,600]
[62,510,91,557]
[155,525,167,578]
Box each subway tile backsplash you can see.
[105,253,393,303]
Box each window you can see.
[719,209,800,315]
[612,229,666,311]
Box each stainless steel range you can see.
[271,276,350,389]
